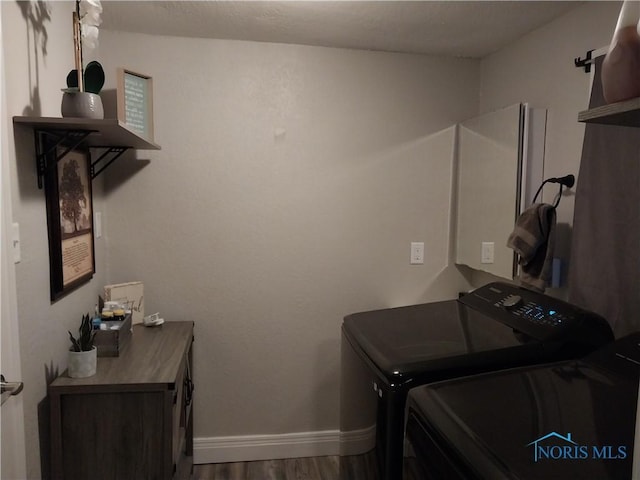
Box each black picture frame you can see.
[44,144,95,301]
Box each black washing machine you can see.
[339,282,614,480]
[406,332,640,479]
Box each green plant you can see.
[65,61,105,94]
[68,313,95,352]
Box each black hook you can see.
[547,175,575,188]
[532,175,575,208]
[574,50,595,73]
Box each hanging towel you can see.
[506,202,556,292]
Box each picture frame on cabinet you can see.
[44,145,95,301]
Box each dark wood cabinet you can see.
[49,322,194,480]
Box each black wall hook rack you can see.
[574,49,595,73]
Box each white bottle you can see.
[601,0,640,104]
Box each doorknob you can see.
[1,374,23,406]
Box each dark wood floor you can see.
[193,451,422,479]
[193,455,341,480]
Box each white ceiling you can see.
[100,1,583,58]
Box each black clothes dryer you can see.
[339,282,614,480]
[406,332,640,479]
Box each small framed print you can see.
[44,145,95,301]
[117,68,154,141]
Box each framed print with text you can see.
[117,68,154,141]
[44,145,95,301]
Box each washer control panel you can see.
[494,295,572,328]
[459,282,613,346]
[500,295,523,309]
[496,297,574,327]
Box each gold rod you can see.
[73,11,84,92]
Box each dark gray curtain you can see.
[568,56,640,338]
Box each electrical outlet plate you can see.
[410,242,424,265]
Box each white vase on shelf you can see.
[601,0,640,104]
[61,91,104,119]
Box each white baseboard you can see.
[194,430,340,464]
[194,425,376,464]
[340,424,376,456]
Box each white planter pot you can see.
[61,92,104,119]
[68,347,97,378]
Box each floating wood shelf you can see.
[13,116,161,188]
[578,97,640,127]
[13,116,160,149]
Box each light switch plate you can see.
[481,242,495,264]
[94,212,102,239]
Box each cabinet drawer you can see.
[58,391,167,479]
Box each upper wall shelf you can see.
[13,116,161,149]
[578,97,640,127]
[13,116,161,189]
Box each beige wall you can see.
[2,1,107,478]
[97,31,478,443]
[2,0,624,476]
[470,1,621,292]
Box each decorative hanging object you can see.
[601,0,640,104]
[61,0,105,119]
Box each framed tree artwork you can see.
[44,145,95,301]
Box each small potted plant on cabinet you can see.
[68,313,97,378]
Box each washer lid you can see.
[343,299,523,378]
[408,356,638,480]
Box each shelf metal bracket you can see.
[31,128,133,189]
[34,129,94,189]
[90,146,129,180]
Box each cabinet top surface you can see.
[50,321,193,391]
